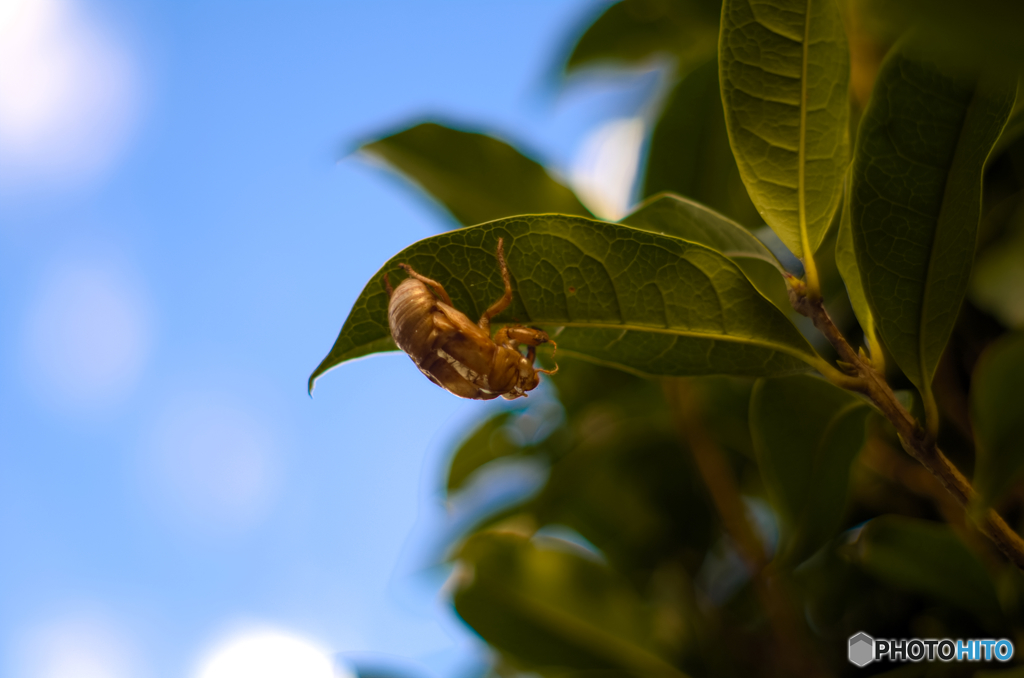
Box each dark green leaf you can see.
[835,172,881,362]
[852,515,1003,623]
[359,122,591,227]
[750,374,870,566]
[991,106,1024,160]
[309,215,821,393]
[971,334,1024,514]
[971,220,1024,329]
[642,58,760,228]
[563,0,719,76]
[622,192,788,311]
[533,414,716,579]
[860,0,1024,71]
[850,39,1016,422]
[453,531,688,677]
[719,0,850,258]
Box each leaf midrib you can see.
[797,0,812,261]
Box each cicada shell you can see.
[386,238,556,400]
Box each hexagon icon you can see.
[849,632,874,667]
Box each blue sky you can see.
[0,1,658,676]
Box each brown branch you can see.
[664,380,831,678]
[789,278,1024,571]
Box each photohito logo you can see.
[849,632,1014,666]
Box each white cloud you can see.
[570,116,646,221]
[10,612,142,678]
[139,392,280,534]
[0,0,138,192]
[21,256,153,415]
[196,629,350,678]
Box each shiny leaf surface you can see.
[719,0,850,257]
[309,215,820,393]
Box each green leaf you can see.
[532,414,716,578]
[719,0,850,258]
[971,334,1024,515]
[971,223,1024,329]
[308,215,821,393]
[850,39,1016,426]
[453,531,688,677]
[750,374,870,566]
[991,106,1024,160]
[852,515,1003,623]
[359,122,591,227]
[642,58,761,229]
[835,172,881,362]
[859,0,1024,71]
[447,410,522,494]
[622,192,789,312]
[563,0,720,76]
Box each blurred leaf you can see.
[850,38,1016,417]
[448,410,521,494]
[309,216,821,393]
[971,334,1024,514]
[453,531,688,677]
[971,215,1024,329]
[835,172,881,363]
[750,375,870,566]
[719,0,850,258]
[642,58,760,228]
[860,0,1024,71]
[359,122,591,227]
[852,515,1003,623]
[564,0,719,76]
[550,356,661,417]
[622,193,788,312]
[533,415,716,578]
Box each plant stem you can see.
[665,381,830,678]
[789,279,1024,571]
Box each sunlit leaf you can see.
[642,58,760,228]
[719,0,850,258]
[453,531,689,677]
[359,122,591,227]
[309,215,821,393]
[852,515,1003,623]
[971,334,1024,515]
[850,38,1016,420]
[622,192,788,311]
[751,374,870,566]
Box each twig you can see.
[788,277,1024,571]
